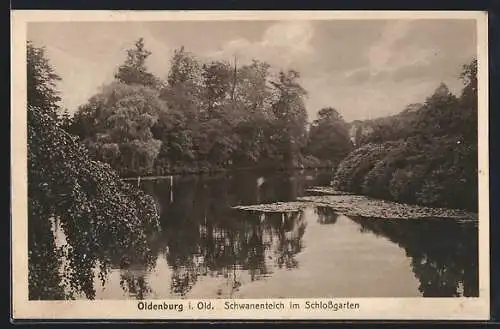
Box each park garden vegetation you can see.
[26,38,478,299]
[69,39,354,176]
[334,60,478,211]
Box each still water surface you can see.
[82,169,478,299]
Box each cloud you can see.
[364,20,435,78]
[205,21,315,69]
[341,19,472,87]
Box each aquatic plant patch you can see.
[305,186,354,195]
[232,201,309,213]
[296,195,478,221]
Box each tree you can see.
[457,58,478,143]
[151,47,204,173]
[27,42,160,300]
[161,46,203,118]
[73,82,165,176]
[235,60,272,114]
[269,70,309,168]
[231,60,273,166]
[166,46,202,88]
[27,41,62,119]
[416,83,459,135]
[196,60,241,166]
[115,38,160,88]
[306,107,353,166]
[201,60,233,116]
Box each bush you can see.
[333,135,477,211]
[332,142,399,193]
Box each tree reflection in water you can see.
[264,211,306,270]
[111,170,478,299]
[113,231,164,299]
[315,206,340,225]
[119,270,151,300]
[351,216,479,297]
[135,171,311,297]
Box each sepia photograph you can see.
[11,10,489,320]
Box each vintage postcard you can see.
[11,10,490,320]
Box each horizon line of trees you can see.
[64,38,353,177]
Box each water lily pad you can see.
[297,195,478,221]
[306,186,354,195]
[232,201,308,213]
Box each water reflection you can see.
[158,207,307,297]
[350,217,479,297]
[315,206,340,225]
[119,270,151,300]
[92,169,478,299]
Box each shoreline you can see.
[120,165,336,180]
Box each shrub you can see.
[332,142,399,193]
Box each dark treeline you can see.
[333,59,478,211]
[68,38,353,177]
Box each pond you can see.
[80,169,479,299]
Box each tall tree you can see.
[115,38,160,88]
[306,107,353,166]
[269,70,309,168]
[232,60,273,165]
[457,58,478,142]
[27,41,62,119]
[151,47,204,173]
[201,60,232,117]
[197,60,239,166]
[416,83,459,137]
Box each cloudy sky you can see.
[27,19,476,122]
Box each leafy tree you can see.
[235,60,272,114]
[306,107,353,166]
[415,83,460,136]
[115,38,160,88]
[232,60,273,166]
[457,58,478,143]
[201,60,233,116]
[73,82,165,176]
[27,41,62,119]
[161,46,203,119]
[166,46,202,88]
[195,60,240,167]
[269,70,309,168]
[27,42,160,299]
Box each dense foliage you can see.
[25,34,479,300]
[70,39,352,176]
[334,59,478,211]
[27,41,160,300]
[305,107,353,167]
